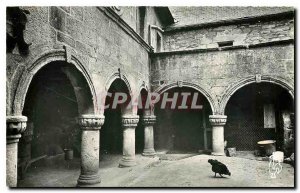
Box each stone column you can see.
[18,123,33,179]
[209,115,227,156]
[6,115,27,187]
[142,115,156,157]
[77,114,104,187]
[119,115,139,167]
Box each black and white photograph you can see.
[4,1,296,189]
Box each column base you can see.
[77,172,101,187]
[119,156,137,167]
[211,152,225,156]
[142,149,156,157]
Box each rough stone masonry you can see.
[6,6,294,187]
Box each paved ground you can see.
[18,154,294,187]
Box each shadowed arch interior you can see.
[101,78,131,156]
[219,76,294,115]
[224,82,294,151]
[20,61,95,174]
[135,88,148,153]
[154,86,213,153]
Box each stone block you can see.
[50,6,66,32]
[60,6,70,13]
[57,32,75,47]
[227,147,237,157]
[75,41,92,55]
[71,7,84,21]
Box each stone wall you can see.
[163,15,294,51]
[111,6,164,50]
[6,6,161,115]
[151,31,294,114]
[115,6,164,49]
[116,6,137,31]
[150,14,294,114]
[151,14,294,151]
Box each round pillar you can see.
[119,115,139,167]
[6,115,27,187]
[142,115,156,157]
[209,115,227,156]
[77,114,104,187]
[18,123,33,179]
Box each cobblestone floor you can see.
[17,154,294,187]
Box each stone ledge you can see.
[152,38,294,56]
[164,11,294,32]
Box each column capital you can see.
[121,115,139,128]
[209,115,227,126]
[6,115,27,136]
[142,115,156,126]
[78,114,105,130]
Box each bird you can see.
[208,159,231,178]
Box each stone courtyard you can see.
[18,154,294,187]
[6,6,294,188]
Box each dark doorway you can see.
[154,87,212,153]
[101,78,131,155]
[135,108,144,153]
[225,83,294,151]
[135,88,148,154]
[22,62,81,160]
[19,60,95,181]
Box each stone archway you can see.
[154,83,214,153]
[223,81,294,152]
[19,60,96,182]
[12,50,97,115]
[154,81,217,114]
[101,76,139,167]
[219,75,294,115]
[104,72,133,98]
[9,50,104,187]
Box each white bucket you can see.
[272,151,284,162]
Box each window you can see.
[138,7,146,39]
[217,41,233,48]
[156,32,162,52]
[264,104,276,128]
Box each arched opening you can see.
[224,82,294,151]
[19,61,94,180]
[100,78,131,160]
[135,88,148,154]
[154,87,213,153]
